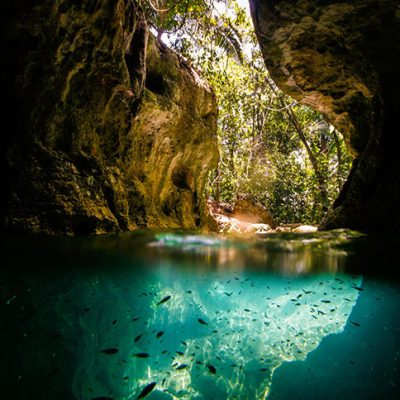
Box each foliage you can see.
[144,0,353,225]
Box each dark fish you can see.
[350,321,361,327]
[352,286,364,291]
[134,333,144,342]
[302,290,312,294]
[137,382,156,399]
[181,341,187,346]
[157,295,171,306]
[195,361,203,365]
[186,290,192,294]
[224,292,233,296]
[132,318,141,322]
[176,351,184,355]
[48,366,61,377]
[161,350,168,354]
[134,353,149,358]
[207,364,217,374]
[156,331,164,338]
[100,348,119,355]
[112,320,117,325]
[321,300,331,303]
[244,309,251,312]
[84,308,91,312]
[176,364,189,370]
[198,318,208,325]
[259,368,268,372]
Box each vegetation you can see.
[142,0,352,225]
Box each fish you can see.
[350,321,361,327]
[321,300,331,303]
[112,320,117,325]
[134,333,144,342]
[352,286,364,291]
[186,290,192,294]
[181,341,187,346]
[259,368,268,372]
[176,351,184,355]
[244,309,251,312]
[134,353,149,358]
[137,382,156,399]
[176,364,189,370]
[132,318,141,322]
[198,318,208,325]
[224,292,233,296]
[157,295,171,306]
[156,331,164,338]
[100,348,119,355]
[207,364,217,374]
[48,366,61,377]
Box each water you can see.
[1,230,399,400]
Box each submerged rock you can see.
[1,0,218,235]
[250,0,400,231]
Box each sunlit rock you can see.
[1,0,218,234]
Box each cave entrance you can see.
[147,0,353,233]
[206,115,353,233]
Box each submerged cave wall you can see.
[0,0,218,235]
[250,0,400,230]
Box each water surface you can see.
[1,230,399,399]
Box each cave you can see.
[0,1,399,400]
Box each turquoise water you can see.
[0,231,399,399]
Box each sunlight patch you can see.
[72,272,362,399]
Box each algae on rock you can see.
[1,0,218,235]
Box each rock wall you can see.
[0,0,218,235]
[250,0,400,231]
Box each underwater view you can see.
[1,231,399,400]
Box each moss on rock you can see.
[1,0,218,235]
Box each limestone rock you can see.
[250,0,400,231]
[233,195,276,227]
[1,0,218,234]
